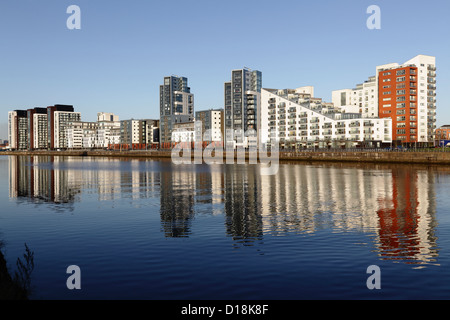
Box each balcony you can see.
[428,66,436,71]
[349,122,360,128]
[363,122,374,127]
[268,104,276,110]
[428,72,436,77]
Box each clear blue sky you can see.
[1,0,449,139]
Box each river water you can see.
[1,155,450,300]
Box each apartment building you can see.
[121,119,160,148]
[27,108,48,150]
[377,55,436,146]
[332,76,378,117]
[47,105,81,149]
[435,125,450,145]
[8,110,28,150]
[195,109,224,144]
[333,55,436,146]
[160,76,194,147]
[224,68,262,149]
[261,88,392,149]
[172,121,196,143]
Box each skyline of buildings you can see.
[5,54,448,150]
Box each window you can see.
[397,77,406,82]
[396,70,406,76]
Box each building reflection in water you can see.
[8,156,443,265]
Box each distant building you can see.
[27,107,48,150]
[172,121,195,143]
[195,109,224,144]
[160,76,194,148]
[8,110,28,150]
[224,68,262,149]
[333,54,437,146]
[377,55,436,146]
[435,125,450,145]
[47,105,81,149]
[97,112,119,122]
[261,88,392,149]
[120,119,160,149]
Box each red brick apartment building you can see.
[378,66,418,144]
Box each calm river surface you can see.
[1,155,450,300]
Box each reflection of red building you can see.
[376,169,431,262]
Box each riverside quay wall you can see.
[2,149,450,165]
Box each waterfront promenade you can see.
[3,148,450,165]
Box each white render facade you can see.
[53,111,81,149]
[32,113,48,149]
[332,76,378,118]
[261,88,393,149]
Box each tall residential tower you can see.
[224,68,262,149]
[159,75,194,148]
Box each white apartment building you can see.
[333,54,436,145]
[261,88,392,149]
[32,112,48,149]
[97,121,121,148]
[53,111,81,149]
[195,109,224,143]
[332,76,378,118]
[172,121,195,143]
